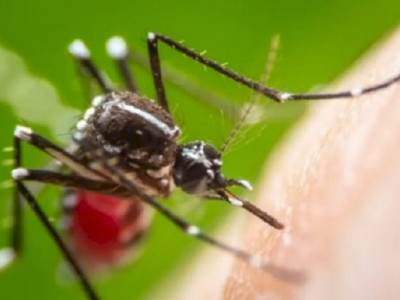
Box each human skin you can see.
[224,28,400,300]
[159,28,400,300]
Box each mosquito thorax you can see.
[73,91,181,196]
[173,141,226,195]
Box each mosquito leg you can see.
[106,36,138,93]
[10,179,99,300]
[13,125,105,181]
[203,191,284,230]
[219,190,284,229]
[0,133,86,270]
[69,39,113,94]
[73,57,97,104]
[0,138,23,270]
[13,168,129,198]
[11,136,23,254]
[0,132,92,270]
[90,151,304,283]
[129,50,240,119]
[147,32,400,102]
[147,33,170,111]
[8,128,103,299]
[220,34,281,153]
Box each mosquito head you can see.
[173,141,252,195]
[75,92,181,171]
[173,141,223,194]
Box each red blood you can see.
[66,190,149,271]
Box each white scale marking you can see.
[160,178,169,187]
[14,126,32,141]
[236,179,253,191]
[92,95,104,107]
[103,144,122,154]
[147,32,156,41]
[351,87,363,96]
[280,92,292,101]
[110,100,179,137]
[68,39,90,59]
[206,169,214,179]
[11,168,29,180]
[106,36,128,59]
[83,107,95,120]
[76,120,87,131]
[72,131,84,141]
[213,159,222,166]
[0,248,16,270]
[228,196,243,207]
[186,225,201,236]
[181,142,213,169]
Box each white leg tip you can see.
[68,39,90,59]
[106,36,128,59]
[12,168,29,180]
[14,126,32,141]
[186,225,201,236]
[147,32,156,41]
[0,248,16,270]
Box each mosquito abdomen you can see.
[63,190,150,272]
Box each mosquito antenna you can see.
[220,35,281,154]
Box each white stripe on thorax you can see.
[105,100,178,137]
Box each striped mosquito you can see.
[1,33,399,300]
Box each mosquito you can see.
[1,33,399,300]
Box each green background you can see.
[0,0,398,299]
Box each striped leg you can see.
[147,32,400,103]
[69,39,113,94]
[106,36,138,93]
[0,126,106,299]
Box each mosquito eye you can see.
[203,144,220,159]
